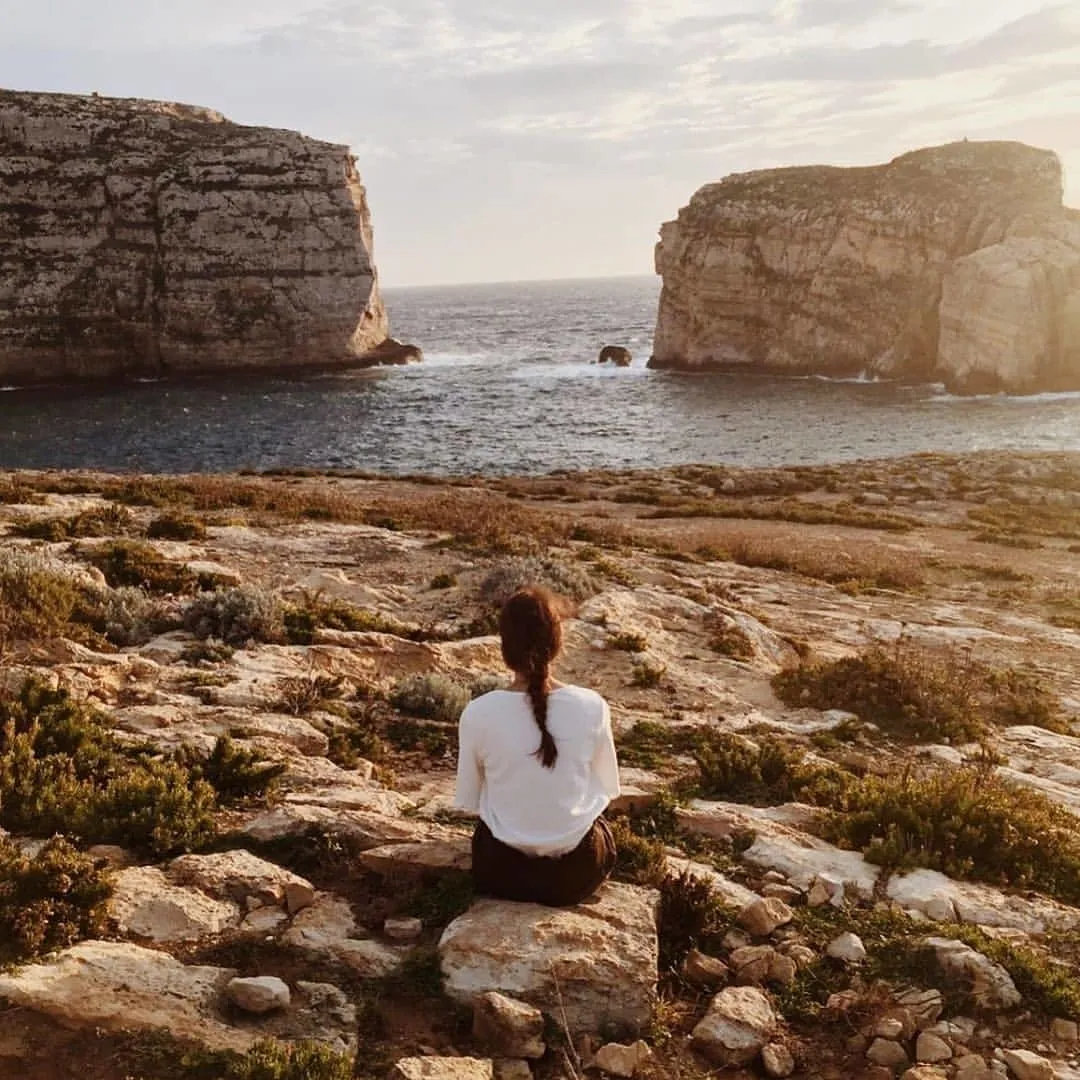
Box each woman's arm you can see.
[593,698,621,800]
[453,707,484,811]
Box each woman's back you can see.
[455,685,619,857]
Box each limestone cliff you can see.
[651,141,1080,394]
[0,90,397,383]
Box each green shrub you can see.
[693,731,856,807]
[326,705,389,769]
[0,678,217,857]
[658,870,734,973]
[616,721,709,770]
[825,765,1080,905]
[181,639,235,665]
[178,737,285,805]
[0,549,84,651]
[0,836,113,965]
[470,673,508,698]
[609,630,649,652]
[773,644,1067,741]
[477,555,597,609]
[87,540,198,595]
[146,512,209,541]
[184,586,285,646]
[273,673,345,717]
[183,1039,353,1080]
[708,620,756,661]
[429,572,457,590]
[283,591,433,645]
[391,673,471,724]
[92,585,180,646]
[610,818,668,888]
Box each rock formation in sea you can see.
[650,140,1080,394]
[0,89,414,383]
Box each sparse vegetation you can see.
[477,554,597,609]
[184,586,285,646]
[429,572,457,590]
[179,736,286,805]
[147,512,209,541]
[13,504,137,541]
[87,540,199,594]
[390,672,471,724]
[658,870,734,974]
[609,629,649,652]
[0,549,87,651]
[181,639,235,665]
[708,618,755,660]
[283,591,437,644]
[0,835,112,966]
[773,642,1068,741]
[631,658,667,688]
[92,585,179,646]
[273,672,346,716]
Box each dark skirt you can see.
[471,817,617,908]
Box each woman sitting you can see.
[453,586,620,907]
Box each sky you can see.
[2,0,1079,286]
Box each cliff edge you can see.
[0,90,400,383]
[650,141,1080,394]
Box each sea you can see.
[1,275,1079,476]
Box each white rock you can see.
[924,938,1021,1010]
[385,916,424,942]
[826,933,866,964]
[896,988,944,1028]
[168,849,316,910]
[691,986,777,1067]
[390,1058,494,1080]
[439,883,659,1035]
[1001,1048,1054,1080]
[0,941,252,1052]
[226,976,290,1015]
[472,993,545,1060]
[109,867,241,943]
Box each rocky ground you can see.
[0,451,1078,1080]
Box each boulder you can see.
[1000,1049,1054,1080]
[0,941,251,1052]
[472,993,545,1060]
[109,866,241,943]
[923,938,1021,1010]
[168,849,316,911]
[915,1033,952,1063]
[439,883,658,1035]
[691,986,777,1067]
[226,976,291,1015]
[362,337,424,366]
[867,1039,910,1069]
[384,916,424,942]
[0,89,391,385]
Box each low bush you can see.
[0,835,113,966]
[184,586,285,646]
[87,540,199,595]
[91,585,180,647]
[773,643,1066,742]
[404,871,475,927]
[180,1039,353,1080]
[0,677,217,856]
[609,629,649,653]
[0,549,85,651]
[326,704,389,769]
[616,720,710,771]
[429,572,457,590]
[146,512,209,541]
[273,673,346,717]
[181,639,235,665]
[178,737,285,806]
[708,619,756,661]
[825,764,1080,905]
[390,673,471,724]
[283,591,435,645]
[658,870,734,974]
[693,731,856,807]
[610,818,668,888]
[13,504,137,541]
[630,658,667,689]
[478,555,597,609]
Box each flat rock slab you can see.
[110,866,241,943]
[439,882,659,1035]
[0,940,251,1052]
[360,838,473,875]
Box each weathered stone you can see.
[650,140,1080,394]
[761,1042,796,1078]
[361,838,473,875]
[767,953,798,987]
[168,849,315,910]
[895,988,944,1029]
[439,883,658,1035]
[0,89,405,384]
[472,993,545,1060]
[875,1018,906,1040]
[389,1058,494,1080]
[1052,1018,1080,1042]
[335,939,410,978]
[761,883,802,905]
[592,1040,653,1078]
[0,941,251,1051]
[691,986,777,1067]
[826,932,866,964]
[492,1062,531,1080]
[915,1032,952,1064]
[729,945,775,986]
[109,866,241,943]
[737,897,793,938]
[385,916,424,942]
[867,1038,909,1069]
[681,948,728,988]
[226,976,291,1015]
[1000,1049,1054,1080]
[902,1069,949,1080]
[923,938,1021,1010]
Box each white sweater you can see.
[453,686,621,857]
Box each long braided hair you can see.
[499,587,564,769]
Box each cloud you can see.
[0,0,1078,284]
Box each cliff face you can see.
[651,141,1080,393]
[0,90,392,384]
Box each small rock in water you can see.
[761,1042,796,1078]
[385,915,424,942]
[226,975,291,1014]
[592,1040,653,1078]
[737,897,793,938]
[826,932,867,964]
